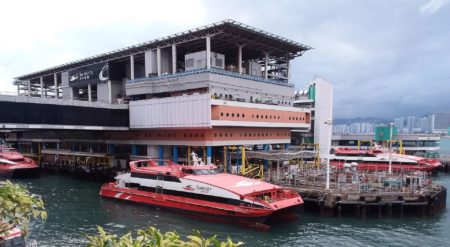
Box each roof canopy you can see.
[16,19,311,80]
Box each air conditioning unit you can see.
[185,51,225,71]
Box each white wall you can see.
[313,77,333,159]
[129,93,211,129]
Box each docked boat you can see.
[100,153,303,227]
[0,147,40,178]
[0,224,26,247]
[330,147,442,172]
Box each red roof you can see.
[183,173,279,196]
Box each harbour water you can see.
[12,172,450,247]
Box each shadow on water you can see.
[9,172,450,247]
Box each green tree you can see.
[0,180,47,235]
[86,226,244,247]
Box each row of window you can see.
[131,172,181,182]
[219,112,306,121]
[139,133,207,138]
[132,132,290,139]
[220,112,246,118]
[212,132,290,138]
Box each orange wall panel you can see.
[211,105,309,124]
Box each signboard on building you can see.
[374,126,398,141]
[68,62,109,87]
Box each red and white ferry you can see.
[0,225,26,247]
[330,147,442,172]
[0,147,39,178]
[100,154,303,226]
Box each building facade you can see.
[292,77,333,158]
[3,20,313,168]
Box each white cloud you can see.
[419,0,450,15]
[0,0,206,88]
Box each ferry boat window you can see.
[192,169,220,175]
[0,148,15,153]
[182,168,194,174]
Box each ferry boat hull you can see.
[0,161,40,178]
[0,147,40,178]
[100,182,302,226]
[100,156,303,227]
[330,160,438,172]
[331,148,442,172]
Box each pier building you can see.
[331,133,440,156]
[1,20,313,170]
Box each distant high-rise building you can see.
[394,117,404,133]
[434,112,450,134]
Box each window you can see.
[289,117,291,120]
[237,113,240,117]
[221,112,224,116]
[226,113,229,117]
[232,113,235,117]
[256,115,259,119]
[242,114,245,118]
[214,133,217,137]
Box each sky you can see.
[0,0,449,119]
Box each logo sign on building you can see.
[374,126,398,141]
[68,62,109,86]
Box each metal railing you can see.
[128,68,294,88]
[267,165,432,196]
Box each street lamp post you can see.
[324,119,332,190]
[388,122,393,174]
